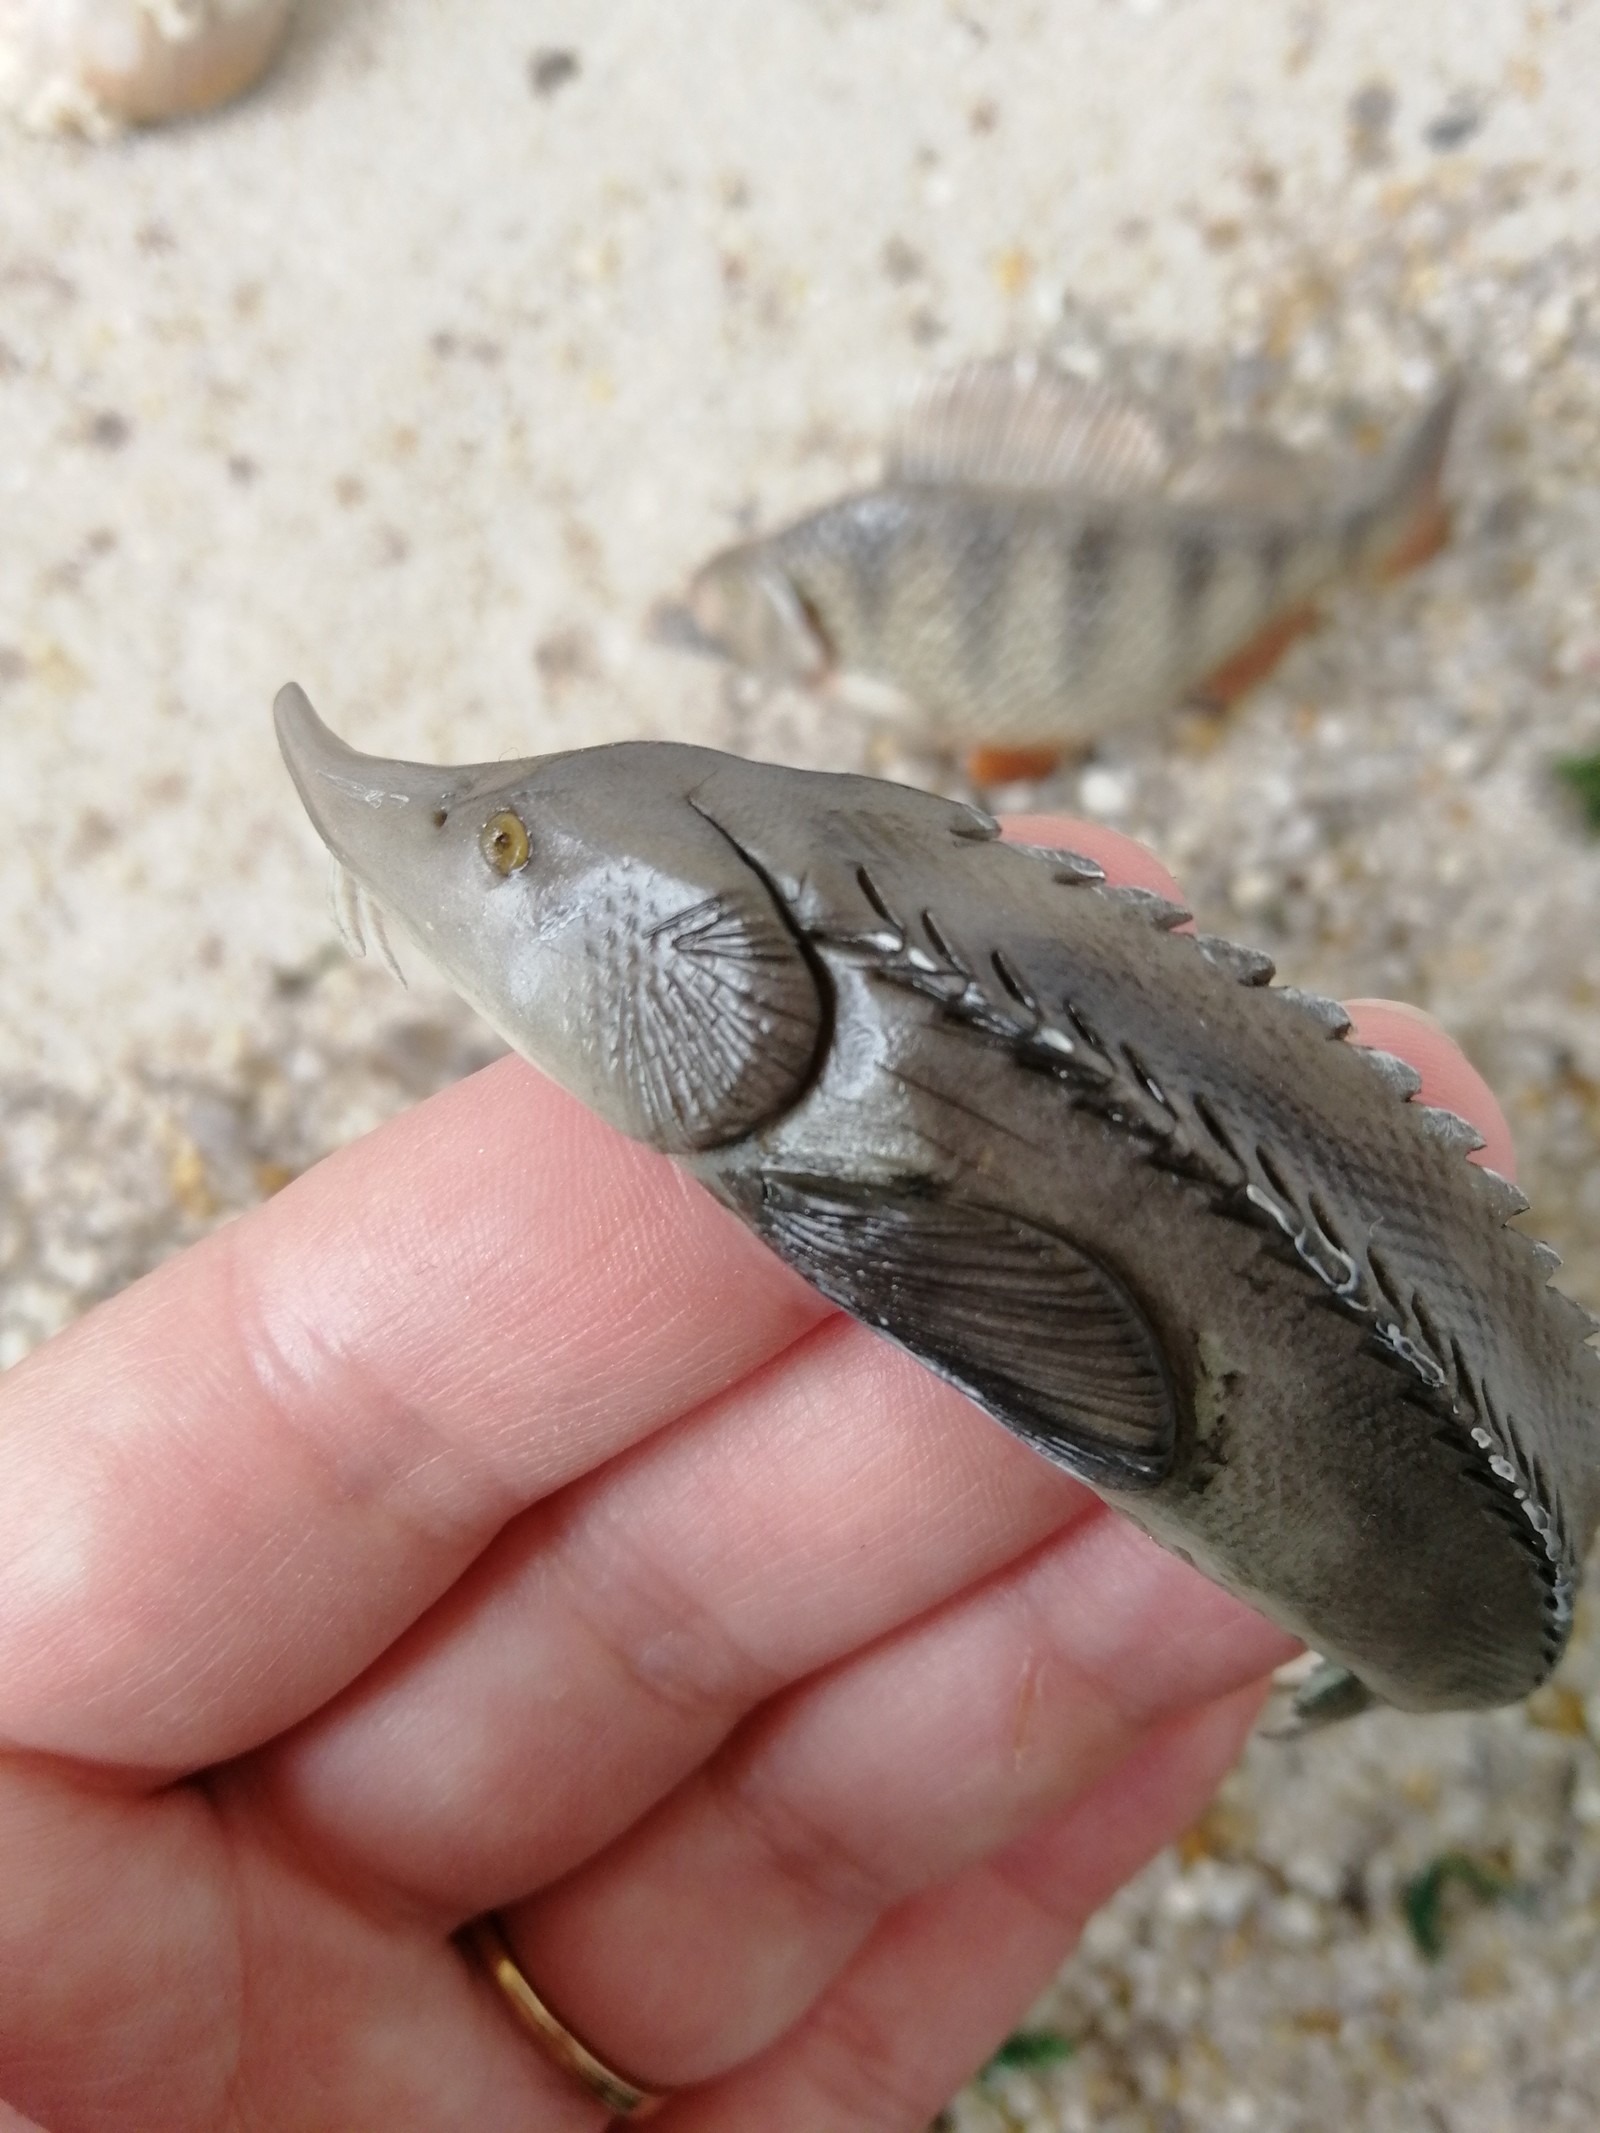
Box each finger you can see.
[0,1060,827,1776]
[497,1511,1292,2087]
[1344,999,1517,1179]
[659,1684,1264,2133]
[253,1322,1089,1915]
[0,1758,605,2133]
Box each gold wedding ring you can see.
[466,1914,667,2120]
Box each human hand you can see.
[0,818,1512,2133]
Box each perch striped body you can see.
[676,361,1459,765]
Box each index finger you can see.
[0,1063,827,1776]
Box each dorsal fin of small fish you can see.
[886,354,1173,497]
[1166,431,1321,513]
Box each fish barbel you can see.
[672,358,1459,779]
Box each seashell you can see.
[0,0,296,137]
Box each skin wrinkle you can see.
[668,1692,1265,2133]
[547,1458,798,1730]
[553,1315,1058,1690]
[503,1504,1291,2093]
[117,1225,500,1775]
[210,1797,256,2133]
[270,1062,823,1487]
[1021,1510,1296,1733]
[259,1321,1052,1921]
[629,1514,1128,1959]
[705,1717,914,1932]
[0,1374,363,1777]
[197,1796,588,2133]
[222,1210,541,1556]
[255,1505,750,1925]
[774,1979,938,2133]
[206,1756,415,1945]
[0,1775,240,2127]
[266,1307,1093,1929]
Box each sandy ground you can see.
[4,2,1600,2126]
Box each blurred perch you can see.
[660,356,1459,787]
[0,0,296,135]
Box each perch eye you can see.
[480,810,530,875]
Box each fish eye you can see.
[479,809,530,875]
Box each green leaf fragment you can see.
[981,2029,1078,2077]
[1401,1851,1517,1961]
[1555,750,1600,832]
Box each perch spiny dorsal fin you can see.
[888,355,1173,496]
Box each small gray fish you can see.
[276,685,1600,1725]
[670,358,1459,781]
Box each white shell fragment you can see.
[0,0,296,136]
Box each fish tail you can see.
[1341,376,1462,581]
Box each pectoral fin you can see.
[754,1178,1176,1489]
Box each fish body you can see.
[679,362,1459,753]
[275,687,1600,1717]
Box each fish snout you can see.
[683,553,830,683]
[272,682,466,899]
